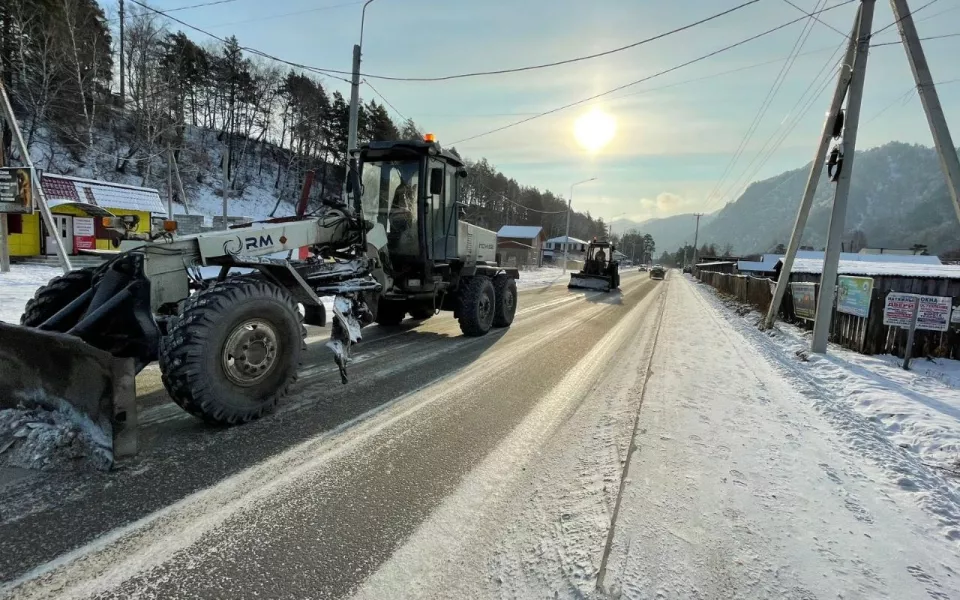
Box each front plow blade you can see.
[568,274,612,292]
[0,323,137,469]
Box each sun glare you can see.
[573,108,616,153]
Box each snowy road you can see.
[2,272,959,599]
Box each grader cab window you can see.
[360,160,421,266]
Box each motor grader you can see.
[0,136,519,465]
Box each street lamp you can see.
[562,177,597,274]
[347,0,379,156]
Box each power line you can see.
[470,181,568,215]
[780,0,850,37]
[127,0,354,85]
[129,0,759,83]
[873,0,939,35]
[703,0,829,210]
[705,41,843,211]
[450,0,858,145]
[362,79,414,126]
[206,1,365,29]
[871,31,960,46]
[863,77,960,124]
[356,0,761,82]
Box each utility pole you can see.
[890,0,960,224]
[562,177,596,274]
[347,43,362,158]
[347,0,377,189]
[691,212,704,266]
[0,122,8,273]
[119,0,125,107]
[172,149,189,215]
[811,0,875,353]
[221,105,232,230]
[764,5,861,330]
[0,82,72,273]
[166,143,173,219]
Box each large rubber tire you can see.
[492,276,518,328]
[408,302,435,320]
[20,267,99,327]
[375,298,406,326]
[159,278,305,425]
[457,276,495,337]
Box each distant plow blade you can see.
[0,323,137,469]
[568,274,612,292]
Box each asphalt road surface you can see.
[0,270,662,599]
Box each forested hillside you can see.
[0,0,608,239]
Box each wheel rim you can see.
[222,319,280,386]
[479,291,493,323]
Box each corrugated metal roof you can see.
[497,225,543,239]
[791,258,960,279]
[741,251,942,273]
[545,235,589,244]
[738,260,769,272]
[42,174,165,214]
[698,261,736,267]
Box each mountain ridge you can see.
[618,142,959,255]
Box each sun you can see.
[573,108,616,153]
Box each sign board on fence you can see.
[0,167,33,214]
[884,293,918,328]
[73,217,96,251]
[916,295,951,332]
[884,292,951,332]
[790,282,817,320]
[837,275,873,318]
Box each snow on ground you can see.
[0,265,61,324]
[703,285,960,474]
[351,274,960,599]
[516,265,567,289]
[602,276,960,599]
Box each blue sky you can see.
[105,0,960,224]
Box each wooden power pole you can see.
[889,0,960,224]
[765,0,960,357]
[691,212,704,266]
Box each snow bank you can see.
[516,266,566,289]
[0,265,62,324]
[0,405,112,472]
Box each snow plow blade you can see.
[568,274,612,292]
[0,322,137,469]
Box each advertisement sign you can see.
[790,282,817,320]
[884,293,951,332]
[73,217,96,251]
[0,167,33,214]
[916,295,951,332]
[837,276,873,318]
[884,293,918,328]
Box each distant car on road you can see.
[682,266,692,274]
[638,265,647,272]
[650,265,665,280]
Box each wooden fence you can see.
[698,271,774,313]
[697,272,960,359]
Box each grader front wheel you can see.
[159,278,305,425]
